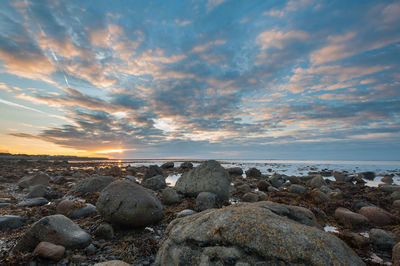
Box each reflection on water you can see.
[166,174,181,187]
[324,225,339,233]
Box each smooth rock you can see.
[196,192,217,211]
[142,175,166,190]
[143,165,164,180]
[94,223,114,240]
[392,190,400,201]
[13,215,91,252]
[358,206,393,226]
[236,184,251,193]
[17,197,48,207]
[57,200,97,218]
[18,172,50,188]
[94,260,130,266]
[33,241,65,261]
[70,176,114,193]
[334,207,368,226]
[27,184,48,198]
[370,228,396,251]
[154,202,364,266]
[0,215,23,231]
[175,160,231,200]
[359,171,376,180]
[288,184,307,194]
[311,190,330,203]
[161,187,180,205]
[256,180,270,191]
[227,167,243,175]
[382,175,393,184]
[288,176,302,184]
[177,209,196,218]
[242,192,258,202]
[161,162,174,169]
[96,180,163,227]
[245,168,261,178]
[380,184,400,193]
[308,175,326,188]
[180,162,193,169]
[270,175,284,188]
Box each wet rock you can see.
[96,180,163,227]
[177,209,196,218]
[379,184,400,193]
[334,207,368,226]
[70,175,114,193]
[161,187,180,205]
[320,185,332,194]
[236,184,251,193]
[175,160,231,200]
[288,184,307,194]
[308,175,326,188]
[161,162,174,169]
[392,190,400,201]
[0,215,23,231]
[143,165,164,180]
[268,186,279,192]
[333,172,353,182]
[27,184,48,198]
[254,191,267,201]
[33,241,65,261]
[13,214,91,252]
[358,171,376,180]
[288,176,302,184]
[358,206,393,226]
[180,162,193,169]
[94,223,114,240]
[155,202,364,266]
[370,228,396,251]
[18,172,50,188]
[382,175,393,184]
[340,232,370,249]
[227,167,243,175]
[57,200,97,218]
[17,197,48,207]
[94,260,130,266]
[245,167,261,178]
[196,192,217,211]
[269,175,285,188]
[256,180,270,191]
[393,242,400,265]
[242,192,258,202]
[311,190,330,203]
[85,243,96,255]
[142,175,166,190]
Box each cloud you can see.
[257,29,308,50]
[206,0,227,12]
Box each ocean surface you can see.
[70,159,400,187]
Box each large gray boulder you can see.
[96,180,163,227]
[27,184,48,198]
[70,176,114,193]
[143,165,164,180]
[175,160,231,200]
[18,172,50,188]
[13,215,91,252]
[142,175,166,190]
[155,201,364,266]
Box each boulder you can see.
[393,200,400,208]
[311,190,330,203]
[175,160,231,200]
[27,184,48,198]
[334,207,368,226]
[256,180,270,191]
[308,175,326,188]
[269,175,285,188]
[393,242,400,265]
[333,172,353,182]
[0,215,23,231]
[13,215,91,252]
[288,184,307,194]
[392,190,400,201]
[18,172,50,188]
[380,184,400,193]
[33,241,65,261]
[70,176,114,193]
[227,167,243,175]
[56,200,97,218]
[161,162,174,169]
[369,229,396,251]
[96,180,163,227]
[161,188,180,205]
[154,202,364,266]
[242,192,258,202]
[196,192,217,211]
[177,209,196,218]
[180,162,193,169]
[358,171,376,180]
[142,175,166,190]
[289,176,302,184]
[358,206,393,226]
[382,175,393,184]
[245,168,261,178]
[143,165,164,180]
[236,184,251,193]
[94,223,114,240]
[17,197,48,207]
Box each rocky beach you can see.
[0,157,399,265]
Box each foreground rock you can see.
[70,176,114,193]
[0,215,23,231]
[161,188,180,205]
[175,160,231,200]
[369,229,396,251]
[13,215,91,252]
[96,180,163,227]
[196,192,217,211]
[334,207,368,226]
[18,172,50,188]
[33,241,65,261]
[155,202,364,265]
[358,206,393,226]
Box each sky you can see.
[0,0,399,160]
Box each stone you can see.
[227,167,243,175]
[70,175,114,193]
[17,197,48,207]
[392,190,400,201]
[161,162,174,169]
[242,192,258,202]
[13,215,91,252]
[94,223,114,240]
[177,209,196,218]
[18,172,50,188]
[320,185,332,194]
[0,215,23,231]
[57,200,96,218]
[288,176,302,184]
[311,190,330,203]
[180,162,193,169]
[359,171,376,180]
[358,206,393,226]
[288,184,307,194]
[269,175,284,188]
[196,192,217,211]
[333,172,353,182]
[334,207,368,226]
[126,166,136,175]
[308,175,326,188]
[393,200,400,208]
[393,242,400,265]
[256,180,270,191]
[27,184,48,198]
[175,160,231,200]
[85,243,96,255]
[369,229,396,251]
[142,175,166,190]
[245,168,261,178]
[382,175,393,184]
[143,165,164,180]
[380,184,400,193]
[0,203,11,208]
[236,184,251,193]
[154,202,364,266]
[268,186,279,192]
[94,260,130,266]
[161,187,180,205]
[33,241,65,261]
[96,180,163,227]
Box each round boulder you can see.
[358,206,393,226]
[334,207,368,226]
[141,175,166,190]
[18,172,50,189]
[70,175,114,193]
[245,168,261,178]
[96,180,163,227]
